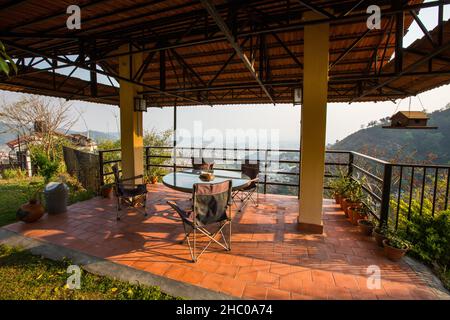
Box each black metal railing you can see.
[98,146,450,229]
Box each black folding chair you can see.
[232,160,260,212]
[112,164,148,220]
[167,180,232,262]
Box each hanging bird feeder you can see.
[382,97,438,130]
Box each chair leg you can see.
[193,228,197,262]
[228,220,232,251]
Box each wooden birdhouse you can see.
[383,111,437,129]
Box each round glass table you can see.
[162,169,251,193]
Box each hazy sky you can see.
[1,2,449,146]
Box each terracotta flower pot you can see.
[16,200,45,223]
[334,194,341,205]
[373,229,387,247]
[383,239,409,261]
[349,207,365,225]
[151,176,158,184]
[341,198,349,217]
[357,219,374,236]
[101,186,113,199]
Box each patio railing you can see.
[98,147,450,229]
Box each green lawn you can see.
[0,178,36,227]
[0,245,178,300]
[0,177,95,227]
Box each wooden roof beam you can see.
[200,0,275,104]
[296,0,335,19]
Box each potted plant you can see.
[16,181,45,223]
[100,183,114,199]
[150,175,158,184]
[358,218,375,236]
[344,181,363,219]
[373,225,388,247]
[383,233,410,261]
[329,173,349,206]
[349,204,368,225]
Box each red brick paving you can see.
[2,184,445,300]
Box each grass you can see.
[0,176,95,227]
[0,177,37,227]
[0,245,178,300]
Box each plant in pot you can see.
[16,181,46,223]
[345,181,363,221]
[383,233,410,261]
[100,183,114,199]
[150,175,158,184]
[329,172,349,206]
[357,210,375,236]
[373,224,389,247]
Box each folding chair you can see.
[112,164,148,220]
[167,180,232,262]
[232,160,260,212]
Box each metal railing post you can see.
[263,149,269,194]
[380,163,393,227]
[99,150,104,186]
[348,152,354,178]
[145,147,149,176]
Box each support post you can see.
[173,103,177,173]
[118,44,144,182]
[380,163,393,227]
[298,12,330,234]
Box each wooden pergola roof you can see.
[0,0,449,107]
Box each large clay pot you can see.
[349,207,365,225]
[101,186,113,199]
[334,194,342,205]
[16,200,45,223]
[341,198,349,217]
[358,219,375,236]
[383,239,409,261]
[373,228,387,247]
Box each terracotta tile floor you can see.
[2,184,445,300]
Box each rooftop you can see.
[1,0,449,106]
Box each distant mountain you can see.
[331,106,450,165]
[69,130,119,143]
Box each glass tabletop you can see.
[162,169,251,193]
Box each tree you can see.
[0,41,17,76]
[0,96,79,161]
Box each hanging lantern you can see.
[382,111,437,129]
[134,97,148,112]
[293,88,302,106]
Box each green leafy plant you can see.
[329,171,351,196]
[1,168,27,180]
[345,180,363,203]
[26,181,44,202]
[385,232,410,250]
[374,224,388,235]
[396,201,450,268]
[31,149,60,183]
[0,41,17,76]
[354,204,370,218]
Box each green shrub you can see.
[31,149,60,183]
[1,168,27,180]
[397,205,450,268]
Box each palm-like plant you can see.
[0,41,17,76]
